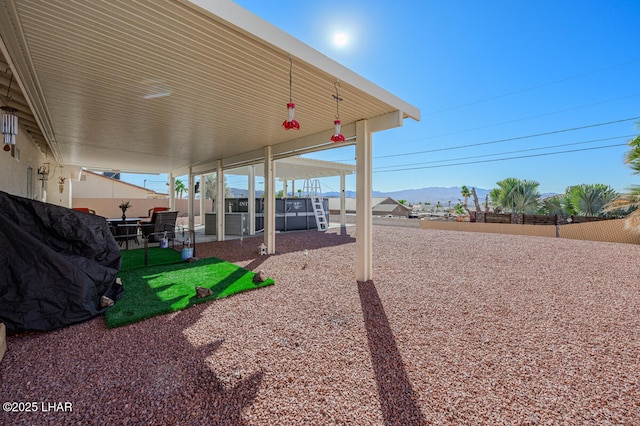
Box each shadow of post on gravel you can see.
[358,280,426,425]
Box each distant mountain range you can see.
[227,186,557,206]
[326,187,493,206]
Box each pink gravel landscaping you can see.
[0,225,638,425]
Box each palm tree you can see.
[490,177,518,212]
[541,195,571,216]
[490,178,540,214]
[174,179,187,199]
[566,184,617,216]
[204,175,232,200]
[605,134,640,232]
[435,201,442,212]
[460,185,471,209]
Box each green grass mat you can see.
[119,247,184,272]
[105,257,274,328]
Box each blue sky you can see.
[126,0,640,196]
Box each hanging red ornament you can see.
[331,119,345,143]
[330,81,345,143]
[282,102,299,130]
[282,56,300,130]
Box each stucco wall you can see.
[72,198,211,219]
[332,215,421,228]
[0,127,73,207]
[419,218,640,245]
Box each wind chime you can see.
[1,71,18,152]
[282,56,300,130]
[331,80,345,143]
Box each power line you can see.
[373,143,628,173]
[332,116,640,163]
[373,134,636,170]
[389,93,640,148]
[424,58,640,116]
[374,116,640,159]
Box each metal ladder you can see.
[303,179,327,231]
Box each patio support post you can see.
[199,174,205,226]
[340,171,346,227]
[248,165,256,235]
[188,168,195,231]
[283,178,288,199]
[169,173,175,212]
[355,119,373,281]
[216,160,225,241]
[264,146,276,254]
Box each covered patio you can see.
[0,0,419,281]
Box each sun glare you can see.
[333,32,349,47]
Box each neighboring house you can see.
[73,170,166,199]
[327,197,412,218]
[371,197,412,217]
[73,170,169,218]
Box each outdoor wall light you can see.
[37,163,50,181]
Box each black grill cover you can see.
[0,191,121,332]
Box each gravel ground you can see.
[1,226,639,425]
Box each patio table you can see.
[107,218,142,250]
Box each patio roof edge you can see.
[182,0,420,122]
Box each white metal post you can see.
[188,168,195,231]
[340,171,346,227]
[264,146,276,254]
[216,160,225,241]
[169,173,175,212]
[248,165,256,235]
[199,174,205,226]
[355,120,372,281]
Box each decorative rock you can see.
[100,296,114,308]
[253,270,267,284]
[185,257,199,263]
[196,286,212,298]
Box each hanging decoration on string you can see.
[2,69,18,152]
[331,80,345,143]
[282,56,300,130]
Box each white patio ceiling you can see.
[228,156,355,181]
[0,0,419,176]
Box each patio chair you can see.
[139,206,170,224]
[140,211,178,243]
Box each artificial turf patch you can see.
[104,257,274,328]
[119,247,184,272]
